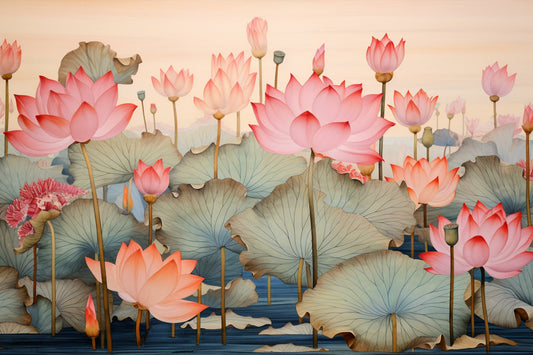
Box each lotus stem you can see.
[171,323,175,338]
[423,204,428,253]
[148,200,154,244]
[33,245,37,303]
[426,147,430,161]
[413,132,417,160]
[152,112,156,132]
[146,310,150,330]
[80,142,112,353]
[4,75,10,155]
[274,63,279,89]
[91,337,96,350]
[102,185,108,202]
[493,101,497,129]
[258,57,263,104]
[448,116,452,131]
[470,269,475,337]
[449,245,454,345]
[307,149,318,349]
[267,275,271,305]
[297,258,304,324]
[48,220,56,336]
[236,111,241,137]
[214,118,222,179]
[140,100,148,133]
[305,262,312,290]
[136,308,142,347]
[378,82,387,181]
[95,253,103,349]
[170,97,179,149]
[391,312,397,352]
[410,230,415,258]
[526,132,531,226]
[480,267,490,353]
[196,283,202,345]
[221,246,226,345]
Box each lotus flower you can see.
[85,240,207,323]
[482,62,516,98]
[366,34,405,75]
[85,294,99,338]
[246,17,268,59]
[151,66,193,99]
[522,104,533,134]
[133,159,170,196]
[516,159,533,181]
[250,73,394,164]
[465,116,490,137]
[386,156,459,208]
[312,43,325,76]
[0,39,21,77]
[445,97,465,117]
[331,160,369,183]
[388,89,438,127]
[150,103,157,114]
[420,202,533,278]
[4,67,136,156]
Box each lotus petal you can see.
[0,220,33,279]
[180,309,271,330]
[296,250,470,352]
[26,297,64,334]
[0,266,31,325]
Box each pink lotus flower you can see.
[445,97,465,117]
[312,43,325,76]
[0,39,21,76]
[151,66,193,99]
[386,156,459,208]
[516,159,533,181]
[5,67,136,156]
[366,34,405,74]
[331,160,369,183]
[133,159,170,196]
[85,240,207,323]
[85,294,99,338]
[388,89,438,127]
[482,62,516,98]
[246,17,268,59]
[250,73,394,164]
[150,103,157,114]
[522,104,533,134]
[465,117,490,137]
[498,114,521,135]
[420,202,533,278]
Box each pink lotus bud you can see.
[312,43,325,76]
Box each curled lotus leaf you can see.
[296,250,470,352]
[227,171,392,287]
[0,220,33,279]
[313,159,415,245]
[14,209,61,254]
[69,131,180,189]
[169,133,307,199]
[153,179,255,285]
[58,41,142,85]
[0,266,31,325]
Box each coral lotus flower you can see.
[250,73,394,164]
[85,294,99,338]
[312,43,325,76]
[482,62,516,98]
[5,67,136,156]
[366,34,405,75]
[151,66,193,99]
[388,89,438,128]
[133,159,170,196]
[386,156,459,208]
[85,240,207,323]
[0,39,21,76]
[246,17,268,59]
[420,202,533,278]
[522,104,533,134]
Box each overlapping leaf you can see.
[26,297,64,334]
[0,220,33,279]
[0,267,31,325]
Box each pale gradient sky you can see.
[3,0,533,137]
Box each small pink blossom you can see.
[445,97,465,116]
[151,66,193,99]
[312,43,325,76]
[482,62,516,98]
[247,17,268,59]
[0,39,21,76]
[388,89,438,127]
[133,159,170,196]
[366,34,405,73]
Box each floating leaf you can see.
[58,41,142,85]
[169,133,307,199]
[253,343,328,352]
[36,199,147,281]
[196,278,258,309]
[418,333,516,350]
[313,159,415,245]
[296,250,470,352]
[68,131,180,190]
[153,179,254,285]
[177,122,235,156]
[0,155,66,205]
[0,220,33,279]
[181,309,271,330]
[0,322,38,334]
[0,266,31,325]
[26,297,64,334]
[259,322,314,335]
[432,128,459,147]
[111,301,146,322]
[227,172,392,287]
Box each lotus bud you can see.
[444,223,459,246]
[137,90,146,101]
[122,179,133,214]
[150,103,157,114]
[85,294,99,339]
[273,50,285,65]
[422,127,434,148]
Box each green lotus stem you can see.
[426,147,430,161]
[470,269,475,337]
[424,203,428,253]
[214,118,222,179]
[449,245,454,345]
[221,246,226,345]
[48,220,56,336]
[274,63,279,89]
[448,116,452,131]
[297,258,304,324]
[140,100,148,133]
[152,112,156,132]
[410,229,415,258]
[526,132,531,226]
[236,111,241,137]
[258,57,263,104]
[80,142,112,353]
[33,245,37,302]
[480,267,490,353]
[95,253,103,349]
[391,312,397,352]
[196,283,201,345]
[3,75,10,155]
[378,82,386,181]
[170,97,179,149]
[307,149,318,348]
[136,308,142,347]
[267,275,271,305]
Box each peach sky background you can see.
[4,0,533,138]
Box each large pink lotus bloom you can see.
[388,89,438,127]
[482,62,516,98]
[420,202,533,278]
[151,66,193,99]
[85,240,207,323]
[0,39,21,76]
[522,104,533,133]
[247,17,268,59]
[386,156,459,208]
[5,67,136,156]
[250,73,394,164]
[366,34,405,74]
[312,43,325,76]
[133,158,170,196]
[445,97,465,116]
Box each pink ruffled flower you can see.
[133,159,170,196]
[388,89,438,127]
[246,17,268,59]
[516,159,533,181]
[151,66,193,99]
[0,39,21,76]
[366,34,405,73]
[420,202,533,278]
[482,62,516,98]
[5,67,137,156]
[312,43,325,76]
[386,156,459,209]
[250,73,394,164]
[331,160,369,183]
